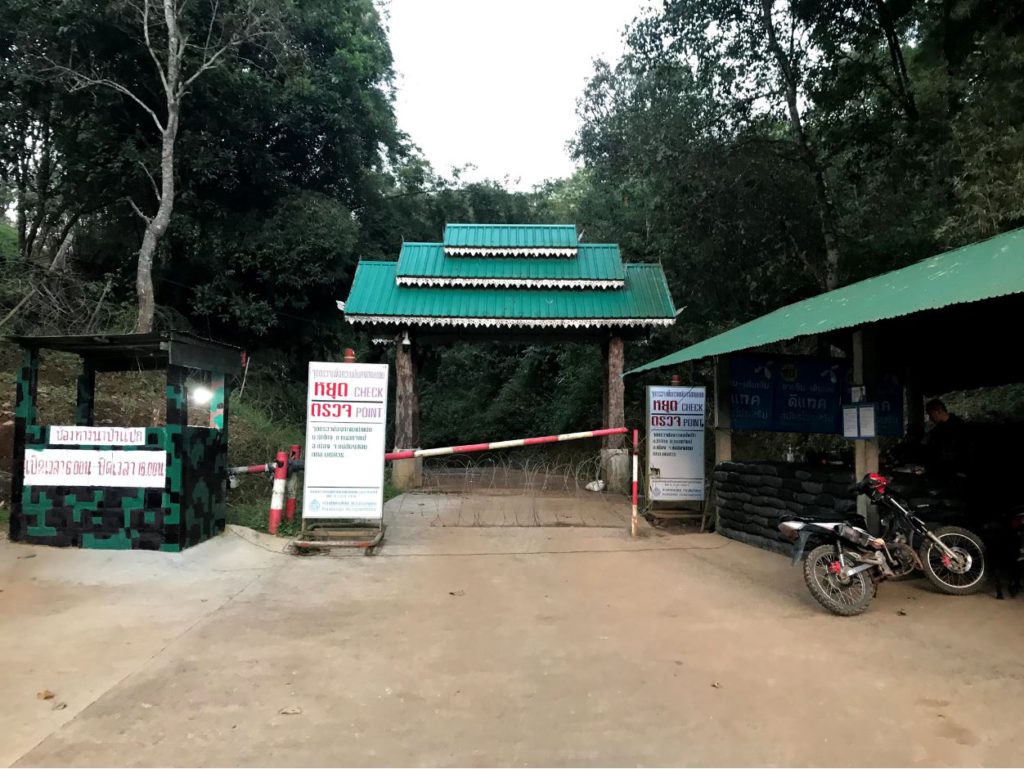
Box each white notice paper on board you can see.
[303,361,389,520]
[843,406,859,438]
[858,405,877,439]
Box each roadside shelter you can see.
[626,228,1024,549]
[6,332,241,551]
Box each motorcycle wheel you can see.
[919,526,986,595]
[802,544,874,616]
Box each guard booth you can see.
[6,333,241,551]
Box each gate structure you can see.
[341,223,677,492]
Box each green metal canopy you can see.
[626,227,1024,375]
[443,223,578,249]
[345,222,676,333]
[344,262,674,329]
[396,242,625,286]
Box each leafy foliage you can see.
[3,0,1024,453]
[0,219,15,261]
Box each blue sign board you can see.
[873,372,904,437]
[729,354,903,435]
[728,355,774,430]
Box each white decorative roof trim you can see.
[395,276,624,289]
[444,247,577,257]
[347,315,675,329]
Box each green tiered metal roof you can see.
[396,242,625,287]
[343,223,676,331]
[443,223,578,249]
[345,263,674,329]
[626,226,1024,374]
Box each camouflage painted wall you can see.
[9,358,230,552]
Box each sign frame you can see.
[302,361,389,522]
[645,385,706,503]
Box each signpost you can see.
[646,385,706,502]
[302,361,389,521]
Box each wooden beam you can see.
[603,336,625,449]
[852,329,880,531]
[394,330,420,450]
[713,355,732,464]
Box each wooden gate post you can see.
[393,328,422,490]
[603,336,625,449]
[600,335,628,492]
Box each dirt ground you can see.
[2,492,1024,767]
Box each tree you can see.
[46,0,276,332]
[643,0,843,290]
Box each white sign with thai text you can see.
[303,361,388,520]
[48,426,147,446]
[24,448,166,487]
[646,386,706,502]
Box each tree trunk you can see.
[15,109,29,259]
[134,114,178,333]
[603,336,625,450]
[24,113,53,262]
[872,0,918,122]
[135,0,182,333]
[394,331,420,449]
[760,0,841,291]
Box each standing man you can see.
[923,398,968,480]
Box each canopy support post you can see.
[853,329,880,531]
[393,328,422,490]
[600,335,628,492]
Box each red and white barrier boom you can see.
[384,427,628,462]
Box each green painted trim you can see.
[15,347,39,424]
[82,532,132,550]
[210,374,226,429]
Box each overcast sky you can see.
[384,0,651,190]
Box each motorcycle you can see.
[779,473,987,616]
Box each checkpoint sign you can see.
[646,385,706,502]
[303,361,389,520]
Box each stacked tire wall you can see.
[714,461,856,555]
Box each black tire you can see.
[802,544,874,616]
[919,526,986,595]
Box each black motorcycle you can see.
[779,473,987,616]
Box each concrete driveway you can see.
[2,494,1023,767]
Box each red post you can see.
[268,450,287,535]
[631,428,640,537]
[343,348,356,363]
[670,374,681,386]
[285,444,301,522]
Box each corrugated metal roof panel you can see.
[344,262,675,321]
[443,223,578,248]
[396,243,625,281]
[627,227,1024,374]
